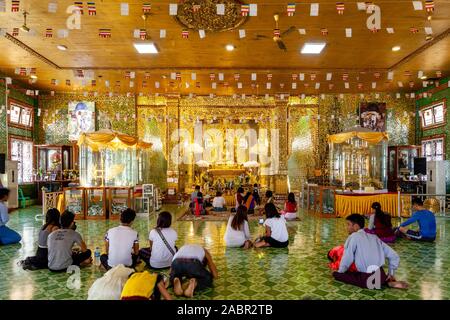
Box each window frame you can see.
[7,99,34,130]
[419,99,447,130]
[8,135,35,184]
[421,135,446,161]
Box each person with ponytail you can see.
[366,202,396,243]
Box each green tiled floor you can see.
[1,205,449,300]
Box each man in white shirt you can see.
[100,208,139,270]
[333,214,407,289]
[212,191,226,212]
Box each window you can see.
[422,137,445,161]
[10,138,34,183]
[8,101,33,129]
[420,101,446,129]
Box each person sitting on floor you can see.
[333,213,407,289]
[193,192,206,216]
[47,210,92,272]
[366,202,396,243]
[255,203,289,248]
[396,197,436,242]
[170,244,218,298]
[258,190,274,215]
[253,184,261,206]
[212,191,227,212]
[243,191,256,214]
[100,208,139,270]
[0,188,21,245]
[234,187,245,212]
[121,270,173,300]
[139,211,177,269]
[20,208,61,270]
[224,205,252,249]
[281,192,298,221]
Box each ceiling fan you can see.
[273,14,296,51]
[20,11,30,32]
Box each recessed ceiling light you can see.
[133,42,158,54]
[30,75,37,79]
[301,43,326,54]
[225,44,235,51]
[420,75,427,80]
[57,45,68,51]
[392,46,401,52]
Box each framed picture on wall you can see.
[359,102,387,132]
[68,101,96,141]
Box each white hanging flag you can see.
[372,82,377,89]
[298,28,306,35]
[191,73,196,80]
[266,83,271,89]
[169,3,178,15]
[249,4,257,16]
[375,93,380,99]
[199,29,206,39]
[155,81,160,88]
[310,3,319,16]
[217,4,225,15]
[386,28,395,34]
[396,93,401,99]
[299,73,305,81]
[326,73,332,81]
[315,83,320,89]
[398,81,403,87]
[345,28,352,38]
[357,2,366,10]
[424,27,433,35]
[251,73,257,81]
[160,29,166,38]
[387,71,394,80]
[212,82,217,89]
[292,83,297,89]
[239,29,246,38]
[345,82,349,89]
[412,1,423,10]
[57,29,69,38]
[218,73,224,81]
[48,2,57,13]
[121,3,129,16]
[237,82,242,89]
[418,70,424,78]
[321,94,325,100]
[170,73,176,80]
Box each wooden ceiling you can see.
[0,0,449,95]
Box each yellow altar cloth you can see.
[335,193,400,218]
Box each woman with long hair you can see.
[235,187,245,211]
[281,192,297,220]
[20,208,61,270]
[255,203,289,248]
[367,202,396,243]
[224,205,252,248]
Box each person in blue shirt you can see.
[396,197,436,242]
[0,188,22,245]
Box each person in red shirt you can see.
[281,192,297,220]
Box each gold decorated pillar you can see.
[273,99,289,194]
[166,95,181,192]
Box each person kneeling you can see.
[170,244,218,298]
[254,203,289,248]
[47,210,92,272]
[333,214,407,289]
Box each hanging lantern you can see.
[241,4,249,16]
[336,2,345,14]
[181,30,189,38]
[287,3,296,16]
[292,73,298,81]
[273,28,281,38]
[234,73,240,81]
[425,1,435,13]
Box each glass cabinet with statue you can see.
[388,145,422,192]
[35,144,78,181]
[63,187,85,219]
[85,187,107,219]
[329,127,388,191]
[108,187,133,219]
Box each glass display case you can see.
[329,127,388,191]
[63,187,85,220]
[108,187,133,219]
[35,144,78,181]
[388,145,422,191]
[78,130,152,187]
[301,184,336,215]
[85,187,107,220]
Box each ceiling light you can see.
[225,44,235,51]
[133,42,158,54]
[20,25,30,33]
[30,75,37,79]
[57,45,68,51]
[392,46,401,52]
[301,43,326,54]
[420,76,427,80]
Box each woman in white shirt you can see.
[212,191,227,212]
[255,203,289,248]
[139,211,178,269]
[224,205,252,249]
